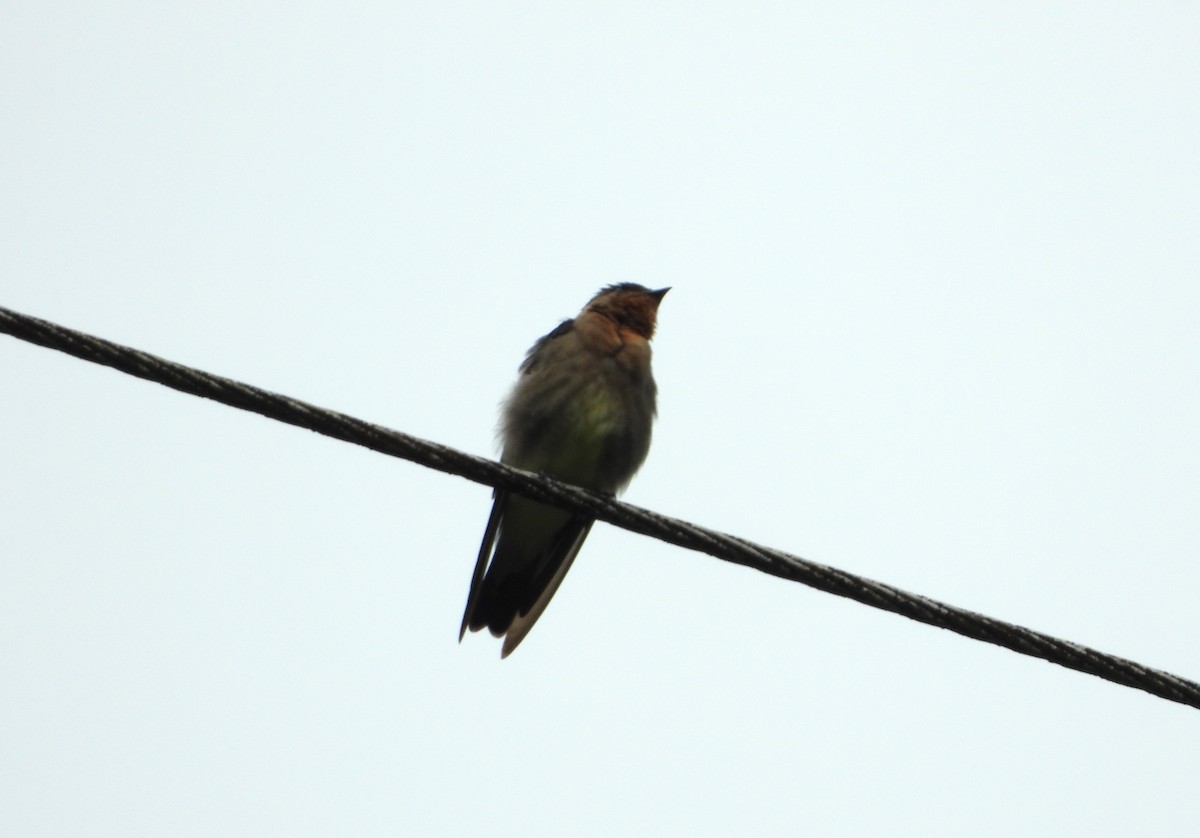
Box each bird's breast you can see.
[502,342,656,494]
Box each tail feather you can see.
[460,492,593,655]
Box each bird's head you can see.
[584,283,670,340]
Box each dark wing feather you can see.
[459,489,506,641]
[499,518,593,657]
[460,490,595,654]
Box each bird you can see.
[460,283,669,657]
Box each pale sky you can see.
[3,4,1199,836]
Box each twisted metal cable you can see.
[3,303,1197,710]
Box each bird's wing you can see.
[500,518,593,658]
[460,490,594,655]
[459,489,506,642]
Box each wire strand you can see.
[3,303,1197,710]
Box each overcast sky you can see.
[3,4,1199,836]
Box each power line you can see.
[3,303,1198,710]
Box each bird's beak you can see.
[650,287,671,305]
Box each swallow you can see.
[460,283,669,657]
